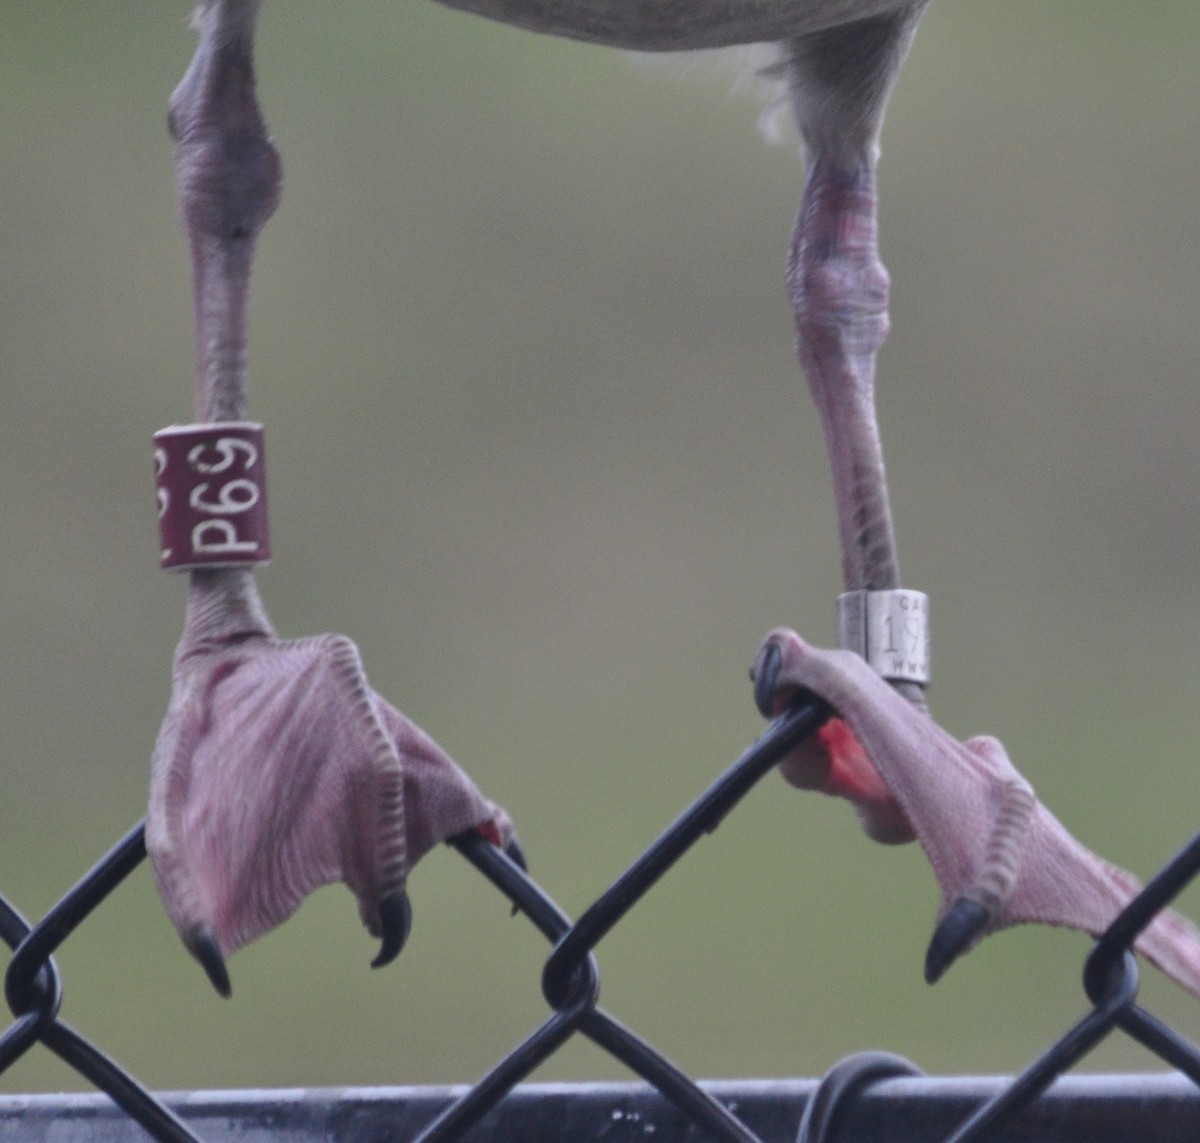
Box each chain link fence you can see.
[4,694,1199,1142]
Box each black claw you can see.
[753,641,783,719]
[504,836,528,873]
[925,897,991,984]
[372,890,412,969]
[186,927,232,998]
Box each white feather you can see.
[625,45,798,147]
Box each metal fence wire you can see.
[3,693,1200,1142]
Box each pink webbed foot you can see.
[147,616,515,996]
[750,627,1200,997]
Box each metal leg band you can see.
[837,589,930,686]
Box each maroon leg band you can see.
[154,422,270,570]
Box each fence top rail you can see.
[1,1075,1197,1143]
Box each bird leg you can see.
[759,7,1111,970]
[750,6,1189,984]
[782,7,930,713]
[148,1,518,995]
[168,0,279,423]
[751,629,1200,995]
[789,155,896,594]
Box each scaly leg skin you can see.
[781,7,931,715]
[168,0,280,423]
[148,2,518,996]
[751,630,1200,996]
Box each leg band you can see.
[154,422,270,570]
[837,589,930,686]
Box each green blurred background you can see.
[4,0,1200,1097]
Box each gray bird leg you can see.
[169,0,280,424]
[166,0,280,659]
[149,0,516,994]
[781,6,930,711]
